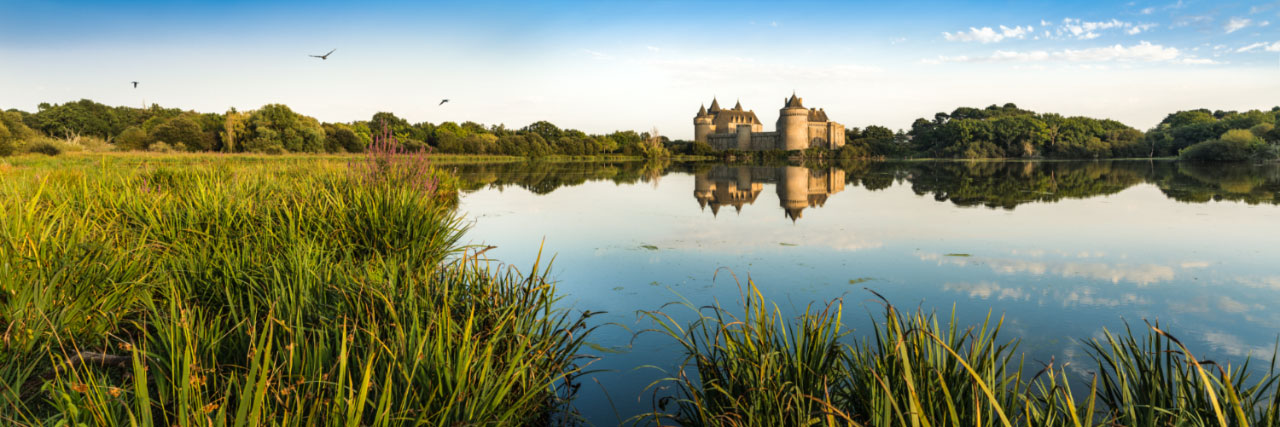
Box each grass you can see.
[0,153,596,425]
[642,279,1280,426]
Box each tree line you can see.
[3,99,1278,161]
[0,99,672,158]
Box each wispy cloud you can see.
[1127,23,1158,35]
[582,49,609,59]
[943,25,1033,43]
[924,41,1216,65]
[645,45,660,52]
[1226,17,1254,33]
[1172,14,1212,28]
[1236,41,1280,53]
[1141,7,1156,14]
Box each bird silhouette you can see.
[131,81,138,88]
[309,49,336,60]
[439,99,449,106]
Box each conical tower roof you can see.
[709,98,721,112]
[697,104,707,117]
[734,100,743,110]
[784,92,805,109]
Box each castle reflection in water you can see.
[693,165,846,221]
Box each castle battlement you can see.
[694,94,845,151]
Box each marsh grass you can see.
[1,154,594,425]
[643,279,1280,426]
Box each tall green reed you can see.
[1,154,592,425]
[643,279,1280,427]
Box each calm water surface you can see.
[453,160,1280,424]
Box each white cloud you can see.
[1237,42,1269,52]
[1032,18,1159,39]
[1141,7,1155,14]
[926,41,1213,65]
[1226,17,1253,33]
[646,45,660,52]
[943,25,1034,43]
[1178,57,1222,65]
[1238,41,1280,52]
[770,21,778,27]
[1058,18,1128,39]
[1127,23,1158,34]
[1261,21,1271,27]
[582,49,609,59]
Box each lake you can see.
[451,159,1280,424]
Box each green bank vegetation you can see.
[643,281,1280,426]
[4,99,1279,161]
[0,152,596,424]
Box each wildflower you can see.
[201,402,219,414]
[108,386,122,397]
[70,383,88,393]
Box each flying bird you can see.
[309,49,336,60]
[131,81,138,88]
[439,99,449,106]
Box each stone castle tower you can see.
[693,94,845,151]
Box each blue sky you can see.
[2,0,1278,138]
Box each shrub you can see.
[148,141,174,153]
[115,126,148,151]
[1180,129,1267,162]
[25,139,62,156]
[76,135,112,152]
[0,124,12,157]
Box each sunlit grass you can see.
[0,154,594,425]
[643,279,1280,426]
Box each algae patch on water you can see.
[640,244,659,251]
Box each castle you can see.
[694,94,846,151]
[694,165,846,221]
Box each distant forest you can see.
[2,99,1278,161]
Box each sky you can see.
[1,0,1279,139]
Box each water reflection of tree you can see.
[452,160,693,194]
[453,160,1280,208]
[885,161,1147,210]
[1154,162,1280,205]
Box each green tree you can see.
[150,116,205,151]
[243,104,324,153]
[222,110,247,152]
[323,123,362,153]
